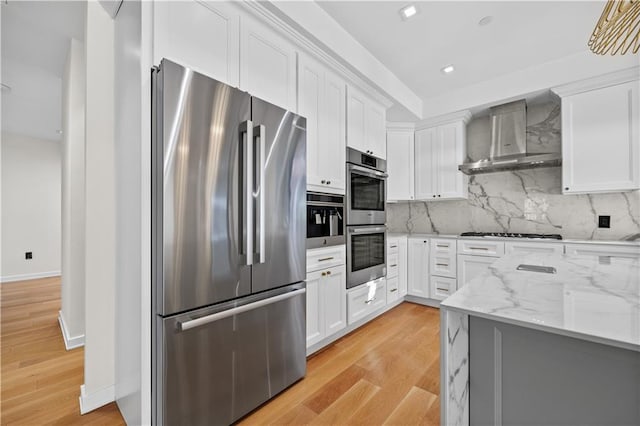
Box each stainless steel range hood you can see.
[458,100,562,175]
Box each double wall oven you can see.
[345,148,387,288]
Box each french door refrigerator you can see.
[152,59,307,425]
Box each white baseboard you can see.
[0,270,61,283]
[58,311,85,350]
[79,384,115,414]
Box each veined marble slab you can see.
[441,253,640,352]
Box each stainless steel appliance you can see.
[460,232,563,240]
[346,225,387,288]
[152,59,307,425]
[307,192,344,249]
[346,147,387,225]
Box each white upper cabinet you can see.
[299,54,346,193]
[386,128,415,201]
[415,114,469,201]
[153,1,240,86]
[553,73,640,194]
[240,13,297,111]
[347,85,387,159]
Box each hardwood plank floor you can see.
[1,277,124,425]
[240,302,441,425]
[2,278,441,425]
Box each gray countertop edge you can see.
[439,303,640,353]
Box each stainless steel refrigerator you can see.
[152,59,307,425]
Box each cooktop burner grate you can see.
[460,232,563,240]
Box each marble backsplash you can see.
[387,102,640,241]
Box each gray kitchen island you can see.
[440,252,640,425]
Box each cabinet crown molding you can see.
[386,122,415,131]
[416,110,472,130]
[552,66,640,97]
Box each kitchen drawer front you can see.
[564,243,640,259]
[431,238,456,256]
[307,245,346,273]
[505,241,564,256]
[347,278,386,325]
[386,276,399,303]
[430,276,457,301]
[387,237,400,254]
[458,239,505,257]
[430,240,457,278]
[386,252,399,278]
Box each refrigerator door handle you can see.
[239,120,254,266]
[253,124,266,264]
[177,288,306,331]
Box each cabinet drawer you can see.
[564,243,640,259]
[386,276,399,303]
[431,238,456,256]
[430,239,457,278]
[458,239,505,257]
[307,245,346,272]
[387,238,400,254]
[430,276,457,301]
[386,252,399,278]
[505,241,564,256]
[347,278,386,325]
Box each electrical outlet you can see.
[598,215,611,229]
[25,251,33,260]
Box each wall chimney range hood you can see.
[458,100,562,175]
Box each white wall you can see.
[81,1,116,414]
[60,37,86,348]
[1,132,61,282]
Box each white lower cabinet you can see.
[457,254,499,288]
[398,237,409,297]
[305,264,346,349]
[430,276,457,301]
[386,276,399,303]
[305,270,324,347]
[407,237,430,297]
[347,278,386,325]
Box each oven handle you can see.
[348,226,387,234]
[348,164,388,178]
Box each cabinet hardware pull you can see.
[321,272,326,276]
[326,271,331,275]
[438,195,441,197]
[436,263,448,267]
[327,181,331,185]
[321,180,326,184]
[318,257,334,261]
[469,247,489,250]
[390,288,397,292]
[436,244,448,248]
[365,297,376,304]
[390,245,397,248]
[436,287,448,292]
[564,187,569,190]
[389,264,398,267]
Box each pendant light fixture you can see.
[589,0,640,55]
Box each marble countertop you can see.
[441,253,640,352]
[386,232,640,246]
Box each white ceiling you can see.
[1,1,85,142]
[318,1,606,104]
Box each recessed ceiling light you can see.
[399,4,419,20]
[479,16,493,26]
[441,64,455,74]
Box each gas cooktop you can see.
[460,232,563,240]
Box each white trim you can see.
[58,311,85,350]
[79,384,116,414]
[416,110,473,130]
[551,66,640,97]
[386,121,415,132]
[0,270,61,283]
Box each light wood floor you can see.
[1,277,124,425]
[240,302,441,425]
[2,278,441,425]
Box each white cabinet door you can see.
[298,55,324,190]
[407,237,430,297]
[561,81,639,194]
[387,130,415,201]
[367,102,387,159]
[153,0,240,86]
[323,265,347,338]
[305,270,323,348]
[386,276,399,303]
[457,254,498,288]
[346,86,367,154]
[321,71,346,192]
[240,15,297,111]
[505,241,564,255]
[398,237,408,297]
[437,121,467,199]
[414,128,437,200]
[430,276,457,301]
